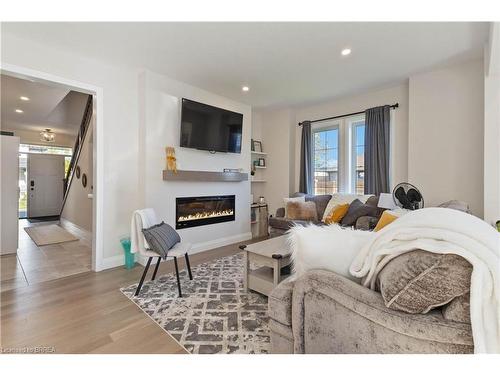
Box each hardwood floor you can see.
[0,239,259,354]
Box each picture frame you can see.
[252,140,263,153]
[258,158,265,167]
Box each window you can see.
[311,115,371,195]
[313,126,339,195]
[352,121,365,194]
[19,143,72,155]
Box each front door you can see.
[27,153,65,218]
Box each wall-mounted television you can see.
[180,98,243,153]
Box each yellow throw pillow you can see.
[324,203,350,224]
[374,211,398,231]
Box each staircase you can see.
[60,94,93,215]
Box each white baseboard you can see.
[99,254,124,270]
[134,232,252,267]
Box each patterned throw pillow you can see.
[377,250,472,314]
[142,221,180,259]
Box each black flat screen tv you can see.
[180,98,243,153]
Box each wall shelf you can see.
[251,180,266,183]
[163,170,248,182]
[254,166,266,169]
[251,151,267,156]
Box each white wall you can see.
[1,135,20,255]
[139,70,252,255]
[255,108,295,214]
[408,59,484,217]
[2,33,141,268]
[484,23,500,225]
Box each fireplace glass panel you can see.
[176,195,235,229]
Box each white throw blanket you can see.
[350,207,500,353]
[130,208,159,254]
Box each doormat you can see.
[25,224,79,246]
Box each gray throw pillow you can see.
[142,221,180,259]
[340,199,382,227]
[377,250,472,314]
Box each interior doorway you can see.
[0,66,102,290]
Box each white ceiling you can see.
[1,22,490,108]
[1,74,88,135]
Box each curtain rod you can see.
[298,103,399,126]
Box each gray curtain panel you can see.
[299,121,313,194]
[364,105,390,195]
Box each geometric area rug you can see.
[120,253,270,354]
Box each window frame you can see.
[309,114,375,195]
[311,120,341,195]
[349,117,366,194]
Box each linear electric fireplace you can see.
[176,195,235,229]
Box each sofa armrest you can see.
[292,270,473,353]
[269,279,295,326]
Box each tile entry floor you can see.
[0,219,92,292]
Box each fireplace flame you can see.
[178,209,234,222]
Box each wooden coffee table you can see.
[239,236,292,296]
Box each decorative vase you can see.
[165,146,177,173]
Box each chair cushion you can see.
[168,242,192,257]
[286,201,318,221]
[378,250,472,314]
[142,221,181,258]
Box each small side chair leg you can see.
[185,253,193,280]
[151,257,161,281]
[173,256,182,297]
[135,257,152,296]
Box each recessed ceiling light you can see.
[242,86,250,92]
[15,109,23,113]
[20,96,30,101]
[341,48,352,56]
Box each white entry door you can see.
[27,154,65,218]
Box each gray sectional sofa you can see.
[269,193,379,236]
[268,270,474,354]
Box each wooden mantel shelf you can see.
[163,169,248,182]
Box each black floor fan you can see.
[392,182,424,210]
